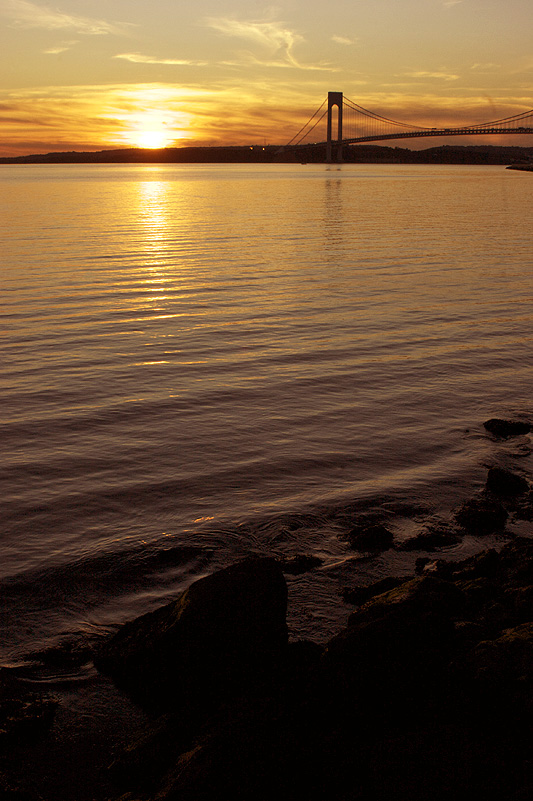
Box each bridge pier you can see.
[326,92,343,163]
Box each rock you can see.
[399,524,462,551]
[0,668,58,747]
[279,554,323,575]
[341,575,412,605]
[95,557,288,714]
[345,523,394,552]
[347,575,465,626]
[103,543,533,801]
[318,577,465,720]
[486,466,529,496]
[460,622,533,716]
[484,418,531,438]
[455,496,508,534]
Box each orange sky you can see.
[1,0,532,156]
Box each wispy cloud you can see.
[42,40,78,54]
[114,53,208,67]
[442,0,462,6]
[470,63,501,72]
[206,17,333,71]
[404,71,460,81]
[331,35,355,45]
[2,0,131,35]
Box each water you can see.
[1,162,532,665]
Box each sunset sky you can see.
[1,0,532,155]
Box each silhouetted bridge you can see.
[287,92,533,162]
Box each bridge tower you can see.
[326,92,343,163]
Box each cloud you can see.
[442,0,462,6]
[114,53,208,67]
[470,63,501,72]
[331,35,355,45]
[42,41,78,54]
[2,0,131,35]
[404,71,460,81]
[206,17,332,71]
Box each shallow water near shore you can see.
[1,162,532,670]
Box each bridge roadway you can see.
[310,126,533,148]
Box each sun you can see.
[136,129,171,149]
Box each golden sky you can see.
[0,0,532,155]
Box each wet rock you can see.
[318,576,465,720]
[24,637,93,672]
[484,418,531,438]
[460,622,533,713]
[513,490,533,520]
[486,466,529,496]
[455,496,508,534]
[399,523,462,551]
[0,668,58,747]
[279,554,323,575]
[104,542,533,801]
[345,523,394,552]
[95,557,288,715]
[0,772,45,801]
[341,575,412,605]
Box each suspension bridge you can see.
[287,92,533,162]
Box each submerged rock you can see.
[0,668,58,747]
[279,554,323,575]
[95,557,288,714]
[484,418,531,438]
[345,523,394,552]
[399,523,462,551]
[341,575,413,605]
[455,496,508,534]
[486,465,529,496]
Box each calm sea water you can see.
[1,162,532,664]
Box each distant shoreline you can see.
[1,143,533,166]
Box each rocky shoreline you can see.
[2,417,532,800]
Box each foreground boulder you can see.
[95,557,288,714]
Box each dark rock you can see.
[443,547,502,581]
[345,523,394,552]
[484,418,531,438]
[0,668,58,747]
[460,622,533,714]
[347,574,465,626]
[399,524,462,551]
[103,542,533,801]
[24,637,93,671]
[317,577,465,721]
[95,557,288,714]
[279,554,323,575]
[513,490,533,520]
[455,496,508,534]
[486,466,529,496]
[341,575,412,605]
[0,772,45,801]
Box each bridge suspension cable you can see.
[286,99,327,146]
[343,97,432,130]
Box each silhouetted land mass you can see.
[1,143,533,165]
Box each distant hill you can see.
[1,143,532,165]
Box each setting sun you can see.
[135,129,172,149]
